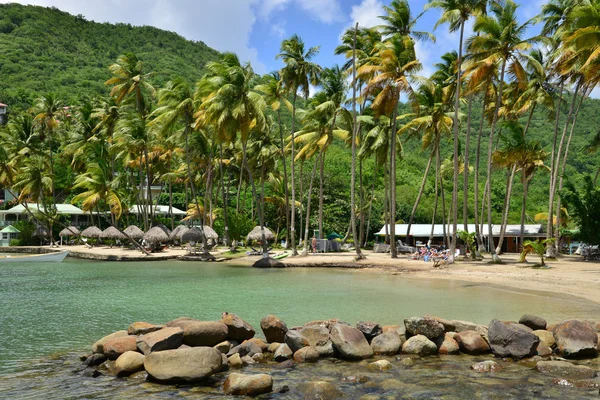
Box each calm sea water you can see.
[0,258,598,398]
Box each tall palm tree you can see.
[277,34,322,256]
[72,161,124,223]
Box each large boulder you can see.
[223,373,273,396]
[488,320,540,360]
[144,347,223,383]
[300,381,344,399]
[330,323,374,359]
[432,317,478,333]
[92,330,128,354]
[404,317,445,340]
[127,322,164,336]
[453,330,490,355]
[273,343,293,362]
[401,334,437,356]
[436,333,460,355]
[518,314,547,331]
[220,313,255,341]
[113,351,145,376]
[535,360,596,379]
[284,329,309,352]
[165,317,199,328]
[371,332,401,355]
[356,321,382,342]
[136,327,183,355]
[293,347,319,363]
[260,315,288,343]
[182,321,228,347]
[83,353,107,367]
[553,320,599,359]
[533,330,555,348]
[104,336,138,360]
[227,341,263,358]
[301,325,330,347]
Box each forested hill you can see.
[0,3,220,110]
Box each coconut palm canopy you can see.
[81,226,102,238]
[144,226,169,243]
[101,226,127,240]
[123,225,144,239]
[59,226,80,237]
[181,227,202,243]
[246,226,275,242]
[169,225,187,241]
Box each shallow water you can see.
[0,259,598,398]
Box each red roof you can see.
[0,103,6,107]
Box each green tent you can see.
[327,232,342,240]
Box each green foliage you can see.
[11,220,36,245]
[520,238,554,266]
[562,176,600,246]
[457,230,476,259]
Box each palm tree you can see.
[72,161,124,223]
[277,34,322,256]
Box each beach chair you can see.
[397,240,416,254]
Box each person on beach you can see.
[311,236,317,254]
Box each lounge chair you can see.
[397,240,416,254]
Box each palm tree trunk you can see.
[203,163,213,226]
[440,170,448,248]
[318,150,324,240]
[430,142,441,243]
[463,94,473,232]
[406,151,434,244]
[480,179,489,251]
[474,91,488,255]
[276,108,290,248]
[364,168,377,247]
[218,142,231,248]
[384,161,390,244]
[241,141,268,258]
[302,155,319,255]
[359,159,365,246]
[519,174,529,255]
[389,97,399,258]
[351,23,365,259]
[290,91,299,256]
[298,160,304,248]
[143,146,153,224]
[138,157,148,231]
[496,165,517,254]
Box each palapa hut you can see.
[169,225,187,241]
[100,227,127,248]
[203,225,218,242]
[123,225,144,240]
[246,226,275,245]
[59,226,80,245]
[143,226,169,244]
[181,227,202,244]
[154,223,171,236]
[81,226,102,238]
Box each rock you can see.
[301,325,330,347]
[471,360,502,372]
[356,321,382,342]
[368,359,393,372]
[221,353,229,371]
[92,330,129,354]
[400,357,415,366]
[83,353,107,367]
[215,341,233,354]
[404,317,445,340]
[113,351,145,376]
[436,333,460,355]
[223,372,273,396]
[178,344,190,349]
[293,347,319,363]
[533,330,555,348]
[488,319,540,360]
[551,378,600,389]
[267,342,281,353]
[144,347,223,383]
[553,320,599,359]
[475,325,489,343]
[432,317,478,333]
[127,322,164,336]
[165,317,198,328]
[251,353,265,363]
[370,332,401,355]
[260,315,288,343]
[274,343,293,361]
[246,338,268,352]
[300,381,344,399]
[316,341,335,357]
[252,257,285,268]
[228,341,262,358]
[220,313,255,341]
[136,327,183,355]
[104,336,138,360]
[519,314,547,331]
[453,330,490,355]
[535,360,596,379]
[536,343,553,357]
[597,333,600,352]
[284,329,310,352]
[330,323,374,360]
[182,321,228,347]
[401,335,437,356]
[228,353,243,368]
[241,355,255,365]
[305,319,340,330]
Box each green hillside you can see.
[0,3,220,110]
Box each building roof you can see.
[0,203,85,215]
[128,205,187,216]
[375,224,543,237]
[0,225,20,233]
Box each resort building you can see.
[128,205,187,218]
[0,203,88,227]
[0,188,16,205]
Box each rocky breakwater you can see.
[80,313,600,397]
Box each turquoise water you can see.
[0,259,598,398]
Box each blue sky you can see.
[3,0,545,79]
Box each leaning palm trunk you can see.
[302,155,319,255]
[519,173,530,254]
[290,91,299,256]
[363,171,377,247]
[389,98,399,258]
[384,162,390,244]
[276,108,291,248]
[430,142,441,243]
[318,150,325,240]
[473,91,488,255]
[218,142,231,248]
[495,165,517,254]
[406,152,434,244]
[463,94,473,232]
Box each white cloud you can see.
[298,0,343,24]
[271,22,286,39]
[1,0,267,73]
[350,0,383,28]
[256,0,290,20]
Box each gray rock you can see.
[471,360,502,372]
[453,330,490,355]
[113,351,145,376]
[214,341,233,354]
[227,341,262,358]
[223,372,273,396]
[182,321,228,347]
[519,314,547,331]
[368,359,393,372]
[267,342,281,353]
[284,329,309,352]
[404,317,445,340]
[136,327,183,355]
[220,313,255,341]
[300,381,344,399]
[401,334,437,356]
[370,332,401,355]
[536,343,553,357]
[293,347,319,363]
[535,360,596,379]
[92,330,129,354]
[260,315,288,343]
[553,320,599,359]
[127,322,164,336]
[83,353,107,367]
[488,319,540,360]
[241,355,255,365]
[330,323,374,360]
[274,343,293,362]
[301,325,330,347]
[228,353,243,368]
[356,321,382,342]
[144,347,223,383]
[315,341,335,357]
[104,336,138,360]
[245,338,268,352]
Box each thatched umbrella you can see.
[181,227,202,244]
[202,225,219,241]
[246,226,275,243]
[123,225,144,239]
[154,223,171,236]
[144,226,169,244]
[169,225,187,241]
[81,226,102,238]
[101,226,127,241]
[59,226,80,237]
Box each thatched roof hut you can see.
[181,227,202,243]
[144,226,169,244]
[81,226,102,238]
[154,223,171,236]
[202,225,218,241]
[59,226,80,237]
[123,225,144,239]
[101,226,127,240]
[246,226,275,242]
[169,225,187,241]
